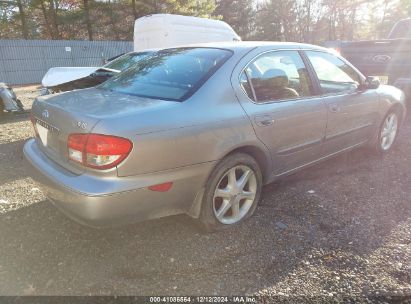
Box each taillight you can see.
[68,133,133,170]
[29,112,39,137]
[68,134,88,164]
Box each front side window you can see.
[100,48,233,101]
[240,50,314,103]
[306,51,361,94]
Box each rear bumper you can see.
[23,138,214,227]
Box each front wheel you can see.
[199,153,262,232]
[371,109,400,154]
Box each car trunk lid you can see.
[31,97,100,175]
[31,88,176,174]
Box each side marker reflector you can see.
[148,182,173,192]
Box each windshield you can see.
[103,52,152,71]
[100,48,233,101]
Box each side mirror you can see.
[361,76,380,90]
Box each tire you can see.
[199,152,263,232]
[15,99,24,112]
[0,99,4,116]
[369,109,401,155]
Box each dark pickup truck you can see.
[325,18,411,101]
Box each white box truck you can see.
[133,14,241,51]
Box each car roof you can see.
[126,42,330,56]
[159,41,330,52]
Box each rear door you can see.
[304,51,379,155]
[232,48,328,175]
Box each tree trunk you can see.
[131,0,137,19]
[108,0,119,40]
[305,0,311,43]
[49,0,60,39]
[348,5,357,40]
[83,0,93,40]
[16,0,28,39]
[153,0,159,12]
[379,0,390,39]
[40,0,53,39]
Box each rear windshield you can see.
[99,48,233,101]
[103,52,152,71]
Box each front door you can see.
[304,51,379,155]
[233,49,328,175]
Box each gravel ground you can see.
[0,86,410,302]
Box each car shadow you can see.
[0,139,29,186]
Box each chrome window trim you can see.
[238,47,367,105]
[243,69,258,102]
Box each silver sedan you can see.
[24,42,406,231]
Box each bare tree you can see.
[48,0,60,39]
[16,0,29,38]
[38,0,53,38]
[83,0,93,40]
[131,0,137,19]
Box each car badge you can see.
[372,55,391,63]
[77,121,88,130]
[42,109,49,119]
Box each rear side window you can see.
[305,51,361,94]
[100,48,233,101]
[240,50,314,103]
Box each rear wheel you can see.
[199,153,262,232]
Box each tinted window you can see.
[104,52,152,71]
[240,51,314,103]
[306,51,361,94]
[100,48,232,101]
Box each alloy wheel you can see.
[213,165,257,225]
[380,112,398,151]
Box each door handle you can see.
[254,115,274,127]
